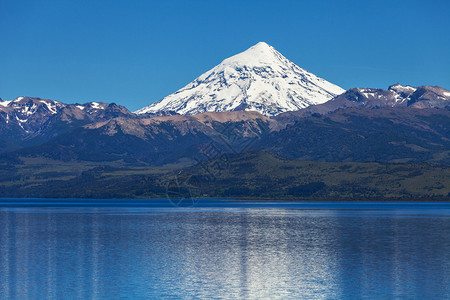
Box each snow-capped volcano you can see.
[136,42,345,117]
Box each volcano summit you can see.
[136,42,344,117]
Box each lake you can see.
[0,199,449,299]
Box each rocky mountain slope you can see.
[15,111,273,164]
[262,107,450,164]
[276,84,450,124]
[0,97,133,151]
[2,85,450,166]
[136,42,344,117]
[7,105,448,166]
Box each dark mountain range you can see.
[1,84,449,167]
[0,97,133,152]
[14,111,273,164]
[6,106,450,166]
[276,84,450,124]
[259,107,450,164]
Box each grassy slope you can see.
[186,151,450,199]
[1,151,449,200]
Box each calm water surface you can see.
[0,199,449,299]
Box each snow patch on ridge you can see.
[90,102,104,109]
[0,100,12,107]
[39,100,57,114]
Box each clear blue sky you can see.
[1,0,449,111]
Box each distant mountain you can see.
[276,84,450,123]
[15,111,273,164]
[261,107,450,164]
[135,42,344,117]
[9,105,450,166]
[2,85,450,167]
[0,97,133,152]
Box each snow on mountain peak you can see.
[220,41,281,67]
[0,100,12,107]
[136,42,345,117]
[388,83,417,94]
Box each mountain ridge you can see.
[276,84,450,124]
[0,96,134,152]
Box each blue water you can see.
[0,199,449,299]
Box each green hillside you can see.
[1,151,449,200]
